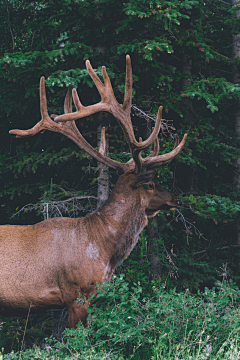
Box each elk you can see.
[0,55,187,329]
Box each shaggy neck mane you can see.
[83,174,148,271]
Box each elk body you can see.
[0,56,187,328]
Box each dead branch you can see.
[11,195,98,220]
[132,105,176,138]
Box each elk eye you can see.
[148,182,155,190]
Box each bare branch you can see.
[11,196,98,220]
[169,208,208,241]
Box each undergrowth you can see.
[2,276,240,359]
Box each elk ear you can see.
[131,169,156,188]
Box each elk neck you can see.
[83,173,148,272]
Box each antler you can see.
[10,55,187,174]
[9,78,130,173]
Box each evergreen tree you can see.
[0,0,240,292]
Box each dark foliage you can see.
[0,0,240,353]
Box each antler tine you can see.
[125,131,180,170]
[51,86,73,120]
[149,131,160,158]
[9,77,53,138]
[64,86,73,114]
[147,132,178,161]
[143,133,188,170]
[71,88,83,112]
[130,106,162,172]
[40,76,48,118]
[132,106,162,151]
[9,122,43,139]
[148,134,179,166]
[86,61,113,101]
[174,134,180,147]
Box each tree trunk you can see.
[232,0,240,244]
[181,53,193,116]
[180,52,199,192]
[97,118,109,208]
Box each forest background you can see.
[1,0,240,356]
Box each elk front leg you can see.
[67,302,88,329]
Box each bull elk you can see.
[0,55,187,329]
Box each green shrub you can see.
[4,276,240,359]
